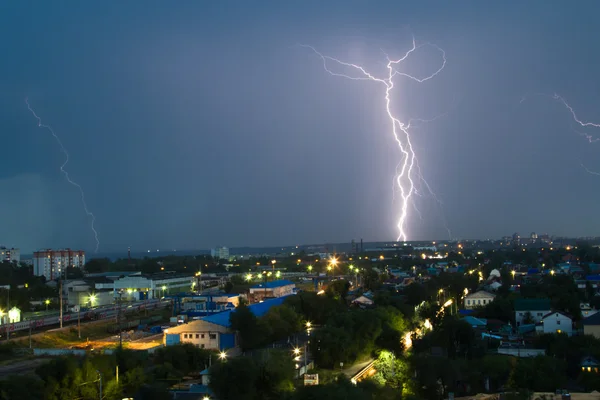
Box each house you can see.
[581,303,600,319]
[582,312,600,339]
[539,311,573,336]
[581,356,600,373]
[163,295,292,350]
[352,296,374,308]
[248,280,295,302]
[514,298,551,326]
[464,290,496,310]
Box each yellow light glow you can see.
[404,331,413,349]
[219,351,227,359]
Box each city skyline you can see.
[1,1,600,253]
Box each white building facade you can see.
[540,311,573,336]
[211,247,230,261]
[464,290,496,310]
[33,249,85,281]
[0,247,20,264]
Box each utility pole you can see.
[97,370,102,400]
[6,287,10,341]
[29,323,32,348]
[59,280,63,329]
[77,305,81,339]
[117,291,123,348]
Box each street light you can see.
[245,273,253,282]
[219,351,227,360]
[89,294,97,307]
[45,299,50,311]
[305,321,311,329]
[293,347,301,355]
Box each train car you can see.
[0,299,171,334]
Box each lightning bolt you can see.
[301,38,447,242]
[521,92,600,176]
[25,99,100,253]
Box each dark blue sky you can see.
[1,1,599,253]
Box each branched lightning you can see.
[25,99,100,252]
[301,38,447,241]
[521,92,600,176]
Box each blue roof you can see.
[586,275,600,282]
[459,309,475,316]
[251,280,295,289]
[463,316,487,327]
[201,295,292,328]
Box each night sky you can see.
[1,1,599,254]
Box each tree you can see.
[325,279,350,302]
[209,356,259,400]
[209,350,295,400]
[0,375,44,400]
[230,303,263,350]
[259,305,302,343]
[152,343,211,376]
[84,258,112,273]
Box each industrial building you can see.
[33,249,85,281]
[163,296,291,351]
[60,271,197,308]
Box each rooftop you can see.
[200,295,292,328]
[250,280,295,289]
[583,312,600,326]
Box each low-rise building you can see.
[464,290,496,310]
[163,296,291,350]
[94,272,194,300]
[249,280,295,302]
[539,311,573,336]
[514,298,551,326]
[583,312,600,339]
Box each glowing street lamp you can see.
[45,299,50,311]
[293,347,301,356]
[89,294,97,307]
[307,265,313,273]
[275,271,281,279]
[511,270,516,278]
[245,273,253,282]
[550,270,555,276]
[305,321,312,329]
[219,351,227,360]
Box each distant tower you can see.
[128,246,131,264]
[351,239,357,254]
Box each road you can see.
[342,359,375,378]
[0,358,49,378]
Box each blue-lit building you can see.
[163,295,293,351]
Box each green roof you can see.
[514,298,551,312]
